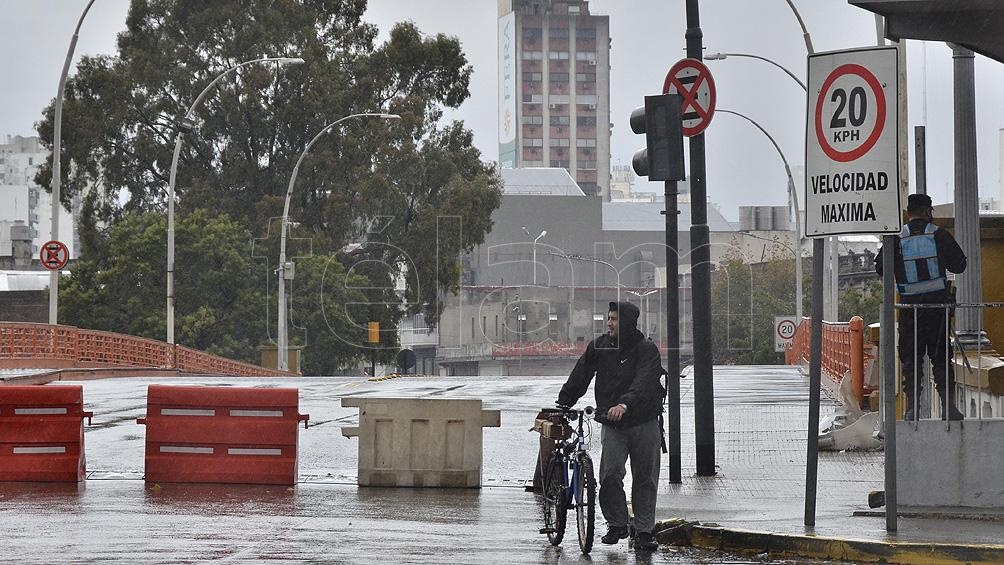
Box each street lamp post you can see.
[779,0,828,528]
[521,227,547,285]
[276,112,400,371]
[166,56,304,344]
[717,109,803,322]
[49,0,97,325]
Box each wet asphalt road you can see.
[0,370,840,563]
[0,479,814,564]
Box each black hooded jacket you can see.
[556,301,665,428]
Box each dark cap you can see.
[907,193,933,213]
[608,301,640,329]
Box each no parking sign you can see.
[805,46,901,237]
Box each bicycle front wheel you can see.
[576,454,596,554]
[543,456,567,545]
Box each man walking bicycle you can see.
[875,193,967,420]
[556,301,664,551]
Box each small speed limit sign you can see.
[774,316,797,353]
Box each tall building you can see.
[0,135,77,259]
[498,0,611,199]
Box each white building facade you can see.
[0,135,77,259]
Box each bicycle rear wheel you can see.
[575,454,596,554]
[542,456,567,545]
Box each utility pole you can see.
[685,0,716,477]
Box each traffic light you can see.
[630,94,685,181]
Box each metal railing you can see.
[0,322,291,377]
[786,316,872,407]
[897,302,1004,423]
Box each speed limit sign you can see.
[805,46,901,237]
[774,316,797,353]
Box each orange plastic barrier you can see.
[0,385,93,482]
[138,385,309,485]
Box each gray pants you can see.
[598,418,662,534]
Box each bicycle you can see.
[538,405,596,554]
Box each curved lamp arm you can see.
[705,52,807,92]
[49,0,97,325]
[165,55,303,344]
[183,57,304,121]
[275,111,400,371]
[279,113,401,248]
[784,0,815,54]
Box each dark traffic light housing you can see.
[631,94,685,181]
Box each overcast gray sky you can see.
[3,0,1003,220]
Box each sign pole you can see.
[803,45,901,527]
[665,179,682,484]
[882,235,897,531]
[684,0,716,477]
[805,238,824,526]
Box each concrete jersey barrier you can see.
[341,397,501,488]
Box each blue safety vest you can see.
[897,223,946,296]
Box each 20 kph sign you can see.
[805,46,901,237]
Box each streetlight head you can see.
[540,230,547,238]
[276,57,305,65]
[705,53,726,60]
[379,113,402,120]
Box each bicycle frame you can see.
[555,408,591,510]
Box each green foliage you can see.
[710,256,799,365]
[839,279,882,327]
[38,0,503,369]
[708,248,882,365]
[60,209,266,362]
[286,252,387,375]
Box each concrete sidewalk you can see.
[648,366,1004,564]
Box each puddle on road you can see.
[142,482,297,516]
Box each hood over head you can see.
[609,300,640,331]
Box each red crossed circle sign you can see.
[40,240,69,271]
[662,58,717,137]
[814,63,886,163]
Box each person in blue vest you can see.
[875,193,967,420]
[556,301,665,551]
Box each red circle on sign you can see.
[40,240,69,271]
[662,58,716,137]
[777,320,796,340]
[814,63,886,163]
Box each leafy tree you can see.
[286,251,387,375]
[839,279,882,327]
[37,0,502,364]
[60,209,267,361]
[710,251,799,365]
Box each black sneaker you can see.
[635,531,659,551]
[601,526,629,544]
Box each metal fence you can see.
[786,316,873,407]
[0,322,291,377]
[896,302,1004,422]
